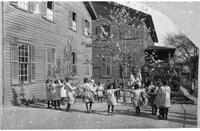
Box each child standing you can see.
[52,80,62,110]
[65,77,76,111]
[46,79,53,108]
[82,78,95,113]
[159,80,171,120]
[60,79,66,105]
[96,82,104,103]
[127,84,144,116]
[147,81,158,115]
[106,84,121,115]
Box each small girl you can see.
[46,79,53,108]
[147,81,158,115]
[96,82,104,103]
[127,84,145,116]
[52,80,62,110]
[65,77,77,111]
[106,84,121,115]
[82,78,95,113]
[159,80,171,120]
[60,79,66,105]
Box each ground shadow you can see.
[166,117,197,127]
[170,111,197,117]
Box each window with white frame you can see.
[17,1,29,11]
[70,11,77,31]
[101,56,112,77]
[84,19,90,36]
[47,46,56,78]
[19,44,29,83]
[46,1,54,21]
[30,2,40,14]
[11,39,36,85]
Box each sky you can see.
[117,1,200,48]
[139,1,200,48]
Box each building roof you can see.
[91,2,158,43]
[145,45,176,52]
[83,2,98,20]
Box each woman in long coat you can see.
[65,77,76,111]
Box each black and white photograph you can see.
[0,0,199,129]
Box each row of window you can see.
[10,1,91,36]
[10,39,83,85]
[96,25,142,40]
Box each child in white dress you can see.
[106,84,121,115]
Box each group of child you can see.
[147,79,171,120]
[45,75,171,119]
[46,77,77,111]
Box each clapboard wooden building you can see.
[91,2,158,83]
[1,1,96,105]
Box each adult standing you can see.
[82,77,95,113]
[65,77,76,111]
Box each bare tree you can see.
[164,33,199,86]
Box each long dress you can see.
[52,83,61,101]
[154,86,161,107]
[97,85,104,98]
[46,83,53,101]
[106,89,118,106]
[65,83,76,104]
[129,89,144,107]
[159,85,171,108]
[148,84,157,106]
[83,83,95,103]
[60,83,67,98]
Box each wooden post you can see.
[198,46,200,127]
[0,1,3,128]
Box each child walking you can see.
[106,84,121,115]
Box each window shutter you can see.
[82,18,85,34]
[41,2,47,18]
[10,1,18,6]
[69,10,72,29]
[30,45,36,83]
[75,53,78,64]
[11,38,19,85]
